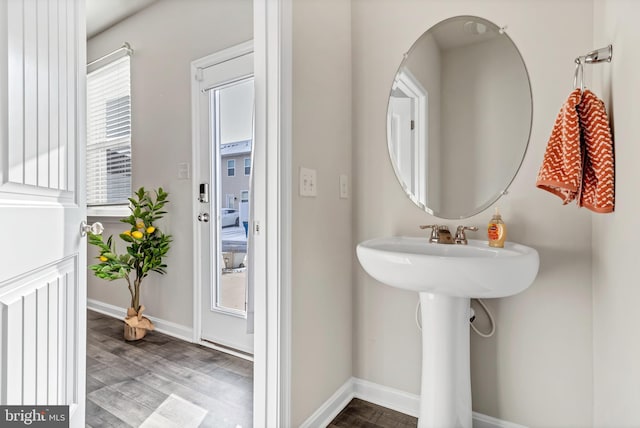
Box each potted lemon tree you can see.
[89,187,172,341]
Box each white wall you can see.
[87,0,253,328]
[291,0,353,425]
[592,0,640,425]
[352,0,593,425]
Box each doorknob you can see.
[198,213,210,222]
[80,220,104,237]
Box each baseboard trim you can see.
[300,377,527,428]
[87,298,193,342]
[352,377,420,417]
[298,379,354,428]
[472,412,528,428]
[198,339,254,362]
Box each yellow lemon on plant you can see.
[99,255,108,262]
[136,221,145,229]
[123,230,132,236]
[146,226,155,234]
[132,231,143,239]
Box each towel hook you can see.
[572,45,612,92]
[573,57,585,92]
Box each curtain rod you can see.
[87,42,133,68]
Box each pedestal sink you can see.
[356,237,539,428]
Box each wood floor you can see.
[87,311,417,428]
[328,398,417,428]
[86,310,253,427]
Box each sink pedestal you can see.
[419,292,471,428]
[356,237,539,427]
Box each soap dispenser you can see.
[487,207,506,248]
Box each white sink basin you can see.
[356,236,539,298]
[356,235,540,428]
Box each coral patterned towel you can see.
[537,89,615,213]
[536,89,583,203]
[576,90,615,213]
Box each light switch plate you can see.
[339,174,348,199]
[177,162,191,180]
[299,167,317,197]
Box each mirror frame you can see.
[386,15,533,219]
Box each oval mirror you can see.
[387,16,532,219]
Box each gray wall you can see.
[440,37,531,215]
[87,0,253,328]
[291,0,353,425]
[351,0,593,425]
[592,0,640,425]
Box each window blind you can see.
[87,56,131,206]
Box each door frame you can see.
[253,0,292,425]
[388,68,428,206]
[191,0,292,423]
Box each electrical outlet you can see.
[339,174,348,199]
[299,167,317,197]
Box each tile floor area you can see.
[328,398,418,428]
[86,310,253,427]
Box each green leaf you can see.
[89,186,171,288]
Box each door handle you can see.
[198,213,210,222]
[80,220,104,237]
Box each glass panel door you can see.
[211,77,254,314]
[196,46,254,354]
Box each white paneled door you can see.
[193,43,255,355]
[0,0,86,427]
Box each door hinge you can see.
[410,120,415,130]
[254,221,261,235]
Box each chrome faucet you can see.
[419,225,454,244]
[420,224,477,245]
[454,225,478,245]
